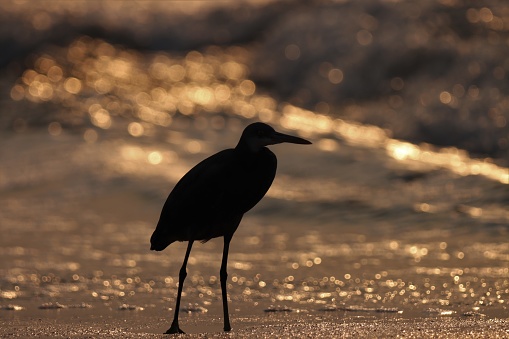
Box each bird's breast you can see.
[223,150,277,213]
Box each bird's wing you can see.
[155,149,237,234]
[168,148,277,215]
[167,149,234,208]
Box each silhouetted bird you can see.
[150,122,311,334]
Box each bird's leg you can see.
[220,235,232,332]
[165,241,194,335]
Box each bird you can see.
[150,122,311,334]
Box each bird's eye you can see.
[256,130,265,137]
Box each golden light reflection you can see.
[10,84,25,101]
[327,68,344,85]
[457,205,483,218]
[168,64,186,82]
[83,129,98,143]
[94,78,113,94]
[280,104,509,184]
[239,80,256,96]
[48,122,62,136]
[121,145,144,161]
[47,66,63,82]
[317,138,339,152]
[64,77,82,94]
[186,140,202,154]
[148,151,162,165]
[214,84,231,102]
[479,7,494,22]
[439,91,452,104]
[89,108,112,129]
[414,203,438,214]
[10,35,508,187]
[128,122,144,137]
[137,107,172,126]
[221,61,246,80]
[386,141,419,161]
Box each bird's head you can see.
[237,122,312,152]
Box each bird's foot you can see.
[165,324,185,334]
[224,324,232,332]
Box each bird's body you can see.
[151,147,276,248]
[150,122,310,334]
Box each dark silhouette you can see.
[150,122,311,334]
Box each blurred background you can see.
[1,0,509,157]
[0,0,508,326]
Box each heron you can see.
[150,122,311,334]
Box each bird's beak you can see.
[271,131,312,145]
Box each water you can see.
[0,1,508,336]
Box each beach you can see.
[0,1,508,337]
[3,312,509,338]
[1,128,507,337]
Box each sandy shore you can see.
[2,311,509,338]
[2,301,509,338]
[1,132,508,338]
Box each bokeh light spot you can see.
[48,122,62,136]
[479,7,493,23]
[215,84,231,102]
[317,138,339,152]
[285,44,301,61]
[221,61,245,80]
[47,66,63,82]
[32,11,52,30]
[356,29,373,46]
[128,122,144,137]
[89,108,112,129]
[64,77,82,94]
[10,85,25,101]
[186,140,202,154]
[148,151,162,165]
[239,80,256,96]
[168,65,186,82]
[327,69,344,85]
[439,91,452,104]
[83,129,98,143]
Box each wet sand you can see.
[2,310,509,338]
[1,131,508,338]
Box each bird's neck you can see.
[234,142,266,164]
[235,139,263,154]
